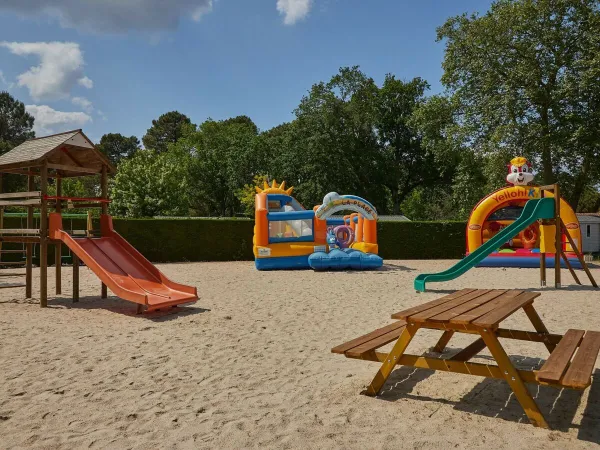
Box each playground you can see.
[1,260,600,449]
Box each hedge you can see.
[0,217,467,264]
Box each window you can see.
[587,224,592,238]
[268,219,314,243]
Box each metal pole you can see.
[554,184,561,288]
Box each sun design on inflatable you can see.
[255,179,294,195]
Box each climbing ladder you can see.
[0,205,27,290]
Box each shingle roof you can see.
[0,129,115,175]
[0,130,80,167]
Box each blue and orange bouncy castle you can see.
[253,180,383,270]
[467,157,582,268]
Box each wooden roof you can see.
[0,129,115,177]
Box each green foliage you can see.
[0,91,35,193]
[438,0,600,209]
[97,133,140,165]
[235,174,269,217]
[142,111,194,153]
[0,91,35,155]
[178,116,263,216]
[110,148,190,217]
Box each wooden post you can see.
[55,176,62,295]
[40,163,48,307]
[26,174,34,298]
[72,253,79,302]
[554,184,561,288]
[100,165,108,298]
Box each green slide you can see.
[414,198,556,292]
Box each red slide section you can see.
[49,213,198,311]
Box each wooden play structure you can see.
[537,184,597,288]
[332,288,600,428]
[0,130,198,312]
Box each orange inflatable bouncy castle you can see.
[467,157,582,268]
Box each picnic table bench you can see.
[332,288,600,428]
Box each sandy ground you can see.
[1,260,600,449]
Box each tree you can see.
[0,91,35,155]
[438,0,600,209]
[176,116,262,216]
[96,133,140,165]
[142,111,194,153]
[110,148,190,217]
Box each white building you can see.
[577,214,600,253]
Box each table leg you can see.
[433,330,454,353]
[365,324,418,397]
[522,304,555,353]
[479,329,549,428]
[450,338,486,362]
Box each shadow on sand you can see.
[366,355,600,442]
[1,294,209,321]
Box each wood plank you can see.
[0,229,40,235]
[346,325,408,358]
[391,289,476,320]
[0,261,25,266]
[536,329,585,383]
[0,283,26,289]
[0,273,26,277]
[47,163,99,174]
[449,290,524,325]
[0,250,26,253]
[472,292,540,328]
[562,331,600,389]
[0,199,41,207]
[428,290,509,323]
[449,338,487,362]
[0,191,41,199]
[408,289,494,323]
[331,321,406,354]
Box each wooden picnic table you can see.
[332,288,600,428]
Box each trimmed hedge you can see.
[0,217,467,264]
[378,221,466,260]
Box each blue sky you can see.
[0,0,493,143]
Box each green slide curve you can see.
[414,198,555,292]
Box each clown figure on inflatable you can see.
[253,181,383,270]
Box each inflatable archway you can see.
[467,185,581,254]
[315,193,378,220]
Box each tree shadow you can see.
[377,263,417,272]
[43,295,209,320]
[367,354,600,439]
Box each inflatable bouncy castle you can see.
[467,157,582,268]
[253,180,383,270]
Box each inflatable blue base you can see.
[308,248,383,271]
[477,254,582,269]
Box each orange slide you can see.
[49,213,198,311]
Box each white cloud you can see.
[277,0,312,25]
[71,96,93,113]
[0,41,92,101]
[25,104,91,135]
[0,0,213,33]
[97,110,108,121]
[77,76,93,89]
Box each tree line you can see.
[1,0,599,219]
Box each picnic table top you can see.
[391,288,541,329]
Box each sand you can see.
[1,260,600,449]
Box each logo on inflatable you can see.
[468,224,482,231]
[315,192,378,220]
[565,222,579,230]
[506,156,534,186]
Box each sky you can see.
[0,0,494,143]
